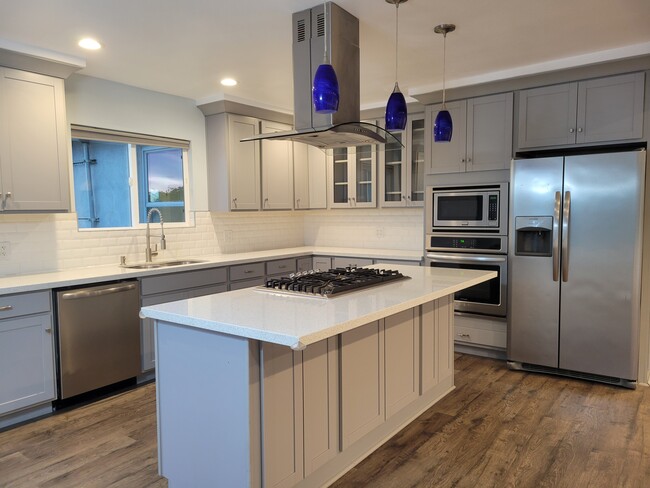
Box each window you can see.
[70,126,190,229]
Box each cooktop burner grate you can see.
[259,267,410,298]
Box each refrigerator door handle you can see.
[562,191,571,282]
[553,191,561,282]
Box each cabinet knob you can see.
[351,197,356,205]
[264,198,268,207]
[467,158,472,163]
[296,198,300,208]
[232,197,238,209]
[461,158,466,163]
[569,128,575,133]
[45,328,52,334]
[0,305,14,312]
[577,127,583,133]
[401,194,406,200]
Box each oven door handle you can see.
[426,253,507,264]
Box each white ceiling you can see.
[1,0,649,112]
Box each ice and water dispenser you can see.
[515,216,553,256]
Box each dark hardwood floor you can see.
[1,354,648,487]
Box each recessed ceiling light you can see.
[79,38,102,50]
[220,78,237,87]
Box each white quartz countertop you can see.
[140,264,496,350]
[0,246,422,296]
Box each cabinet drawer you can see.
[373,259,421,267]
[141,267,227,296]
[455,319,506,349]
[229,278,265,291]
[297,256,313,273]
[312,257,332,271]
[230,262,265,282]
[0,291,51,319]
[331,257,374,269]
[266,258,296,277]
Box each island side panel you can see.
[155,321,261,488]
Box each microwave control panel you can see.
[488,194,498,221]
[429,236,503,251]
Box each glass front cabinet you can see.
[330,143,377,208]
[379,114,425,207]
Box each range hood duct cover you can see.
[242,2,400,149]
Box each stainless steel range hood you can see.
[242,2,400,149]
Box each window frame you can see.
[70,125,192,231]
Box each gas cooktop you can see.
[259,267,410,298]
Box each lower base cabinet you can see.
[0,291,56,417]
[155,296,454,487]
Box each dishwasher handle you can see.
[60,282,137,300]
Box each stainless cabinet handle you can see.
[457,333,471,338]
[569,128,575,133]
[232,197,238,209]
[264,198,268,207]
[562,191,571,282]
[296,198,300,208]
[61,283,137,300]
[244,270,253,274]
[577,127,583,133]
[0,305,14,312]
[351,197,356,205]
[45,328,52,334]
[278,265,287,269]
[553,191,561,282]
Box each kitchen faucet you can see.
[145,208,166,262]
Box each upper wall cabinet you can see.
[0,68,70,212]
[380,114,425,208]
[293,143,327,210]
[517,72,645,150]
[426,92,513,175]
[329,144,377,208]
[261,121,294,210]
[206,113,262,211]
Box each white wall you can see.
[65,74,209,211]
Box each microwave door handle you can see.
[553,191,561,282]
[426,253,507,264]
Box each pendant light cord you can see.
[394,3,399,85]
[442,31,447,108]
[323,0,328,64]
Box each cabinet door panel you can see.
[340,320,384,449]
[385,308,419,419]
[228,115,260,210]
[407,116,425,206]
[303,337,339,475]
[0,68,69,211]
[331,257,374,269]
[421,296,454,393]
[293,143,310,209]
[0,314,55,415]
[380,130,406,207]
[467,93,513,172]
[308,145,327,209]
[577,72,645,144]
[261,343,303,488]
[427,100,467,175]
[261,121,294,210]
[517,83,578,148]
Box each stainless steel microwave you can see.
[425,183,508,233]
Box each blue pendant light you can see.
[312,1,339,114]
[433,24,455,142]
[385,0,408,131]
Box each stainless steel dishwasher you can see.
[55,280,141,399]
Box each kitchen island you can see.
[140,265,496,488]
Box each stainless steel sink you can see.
[121,259,206,269]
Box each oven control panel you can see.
[488,195,498,221]
[428,235,506,252]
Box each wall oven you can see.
[425,249,507,317]
[425,183,508,234]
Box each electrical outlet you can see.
[0,241,10,260]
[376,227,385,239]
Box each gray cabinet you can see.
[303,337,339,475]
[140,268,228,372]
[0,291,56,415]
[312,256,332,271]
[261,342,304,488]
[266,258,297,277]
[206,113,261,211]
[421,297,453,393]
[380,114,425,207]
[330,143,377,208]
[261,121,294,210]
[293,143,327,209]
[0,68,69,212]
[340,320,385,449]
[297,256,313,273]
[384,308,419,419]
[517,72,645,149]
[229,261,265,290]
[426,93,513,175]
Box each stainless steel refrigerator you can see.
[507,150,645,387]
